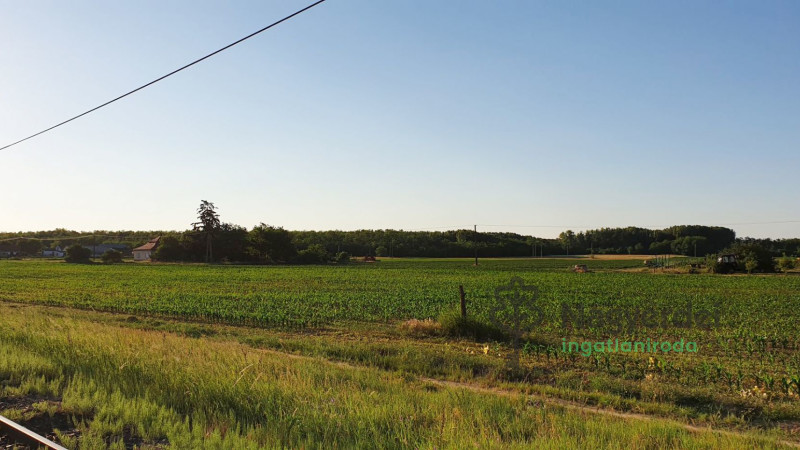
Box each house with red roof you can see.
[132,237,160,261]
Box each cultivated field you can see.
[0,258,679,327]
[1,258,799,448]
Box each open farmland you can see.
[0,258,653,326]
[1,257,791,328]
[1,258,800,448]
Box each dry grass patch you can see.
[398,318,442,336]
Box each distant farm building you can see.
[133,237,160,261]
[42,246,66,257]
[0,244,19,258]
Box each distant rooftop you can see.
[133,237,160,252]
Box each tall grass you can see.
[0,306,785,449]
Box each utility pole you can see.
[206,233,209,264]
[473,225,478,266]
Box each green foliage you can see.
[296,244,330,265]
[0,307,779,449]
[4,259,800,433]
[558,230,576,254]
[437,309,506,342]
[247,224,296,263]
[101,249,123,264]
[670,236,708,256]
[0,259,648,328]
[152,235,183,261]
[192,200,221,263]
[704,255,721,274]
[18,239,42,256]
[649,240,672,254]
[666,226,736,254]
[0,229,164,254]
[571,225,735,256]
[726,242,776,273]
[192,200,221,233]
[4,225,797,261]
[64,245,91,263]
[777,255,796,272]
[744,255,758,274]
[213,224,249,262]
[335,251,351,264]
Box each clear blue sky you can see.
[2,1,798,239]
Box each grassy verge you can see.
[2,304,798,448]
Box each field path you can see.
[425,378,800,448]
[254,346,800,448]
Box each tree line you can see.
[2,202,799,262]
[557,225,743,257]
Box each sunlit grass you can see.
[0,306,788,449]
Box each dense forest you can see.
[1,225,799,262]
[557,225,739,257]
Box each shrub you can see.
[152,236,183,261]
[335,251,351,264]
[247,224,297,263]
[296,244,330,264]
[65,245,91,263]
[705,255,722,274]
[725,242,776,273]
[437,309,506,342]
[777,255,796,272]
[101,249,123,264]
[18,239,42,256]
[649,240,672,254]
[744,255,758,274]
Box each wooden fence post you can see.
[459,285,466,318]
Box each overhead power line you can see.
[713,220,800,226]
[0,0,328,152]
[478,220,800,229]
[2,219,796,244]
[478,224,592,229]
[0,234,140,243]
